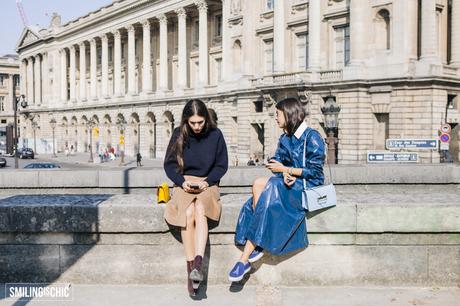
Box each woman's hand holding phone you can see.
[182,181,209,193]
[265,159,287,173]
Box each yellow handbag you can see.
[157,182,171,203]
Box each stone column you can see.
[196,0,209,86]
[158,14,168,93]
[69,46,76,102]
[60,50,67,102]
[450,0,460,66]
[176,8,187,90]
[34,55,42,105]
[350,0,366,65]
[90,38,97,100]
[127,25,136,95]
[221,0,231,80]
[8,74,14,111]
[113,30,122,96]
[41,53,48,105]
[420,0,437,61]
[79,42,87,101]
[308,0,321,70]
[273,0,286,73]
[101,34,109,98]
[27,57,34,104]
[20,59,26,95]
[142,20,152,94]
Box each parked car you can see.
[24,163,60,169]
[0,157,6,167]
[17,147,34,159]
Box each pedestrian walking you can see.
[164,99,228,297]
[136,152,142,167]
[228,97,326,282]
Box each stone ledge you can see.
[1,164,459,188]
[0,193,459,234]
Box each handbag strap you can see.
[302,129,333,191]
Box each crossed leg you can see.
[240,177,270,263]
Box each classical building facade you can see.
[16,0,460,163]
[0,55,20,128]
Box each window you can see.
[0,96,4,112]
[254,101,263,113]
[267,0,274,11]
[215,15,222,38]
[264,39,274,74]
[0,75,4,87]
[335,25,350,68]
[296,33,309,70]
[193,20,200,49]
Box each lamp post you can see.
[31,120,39,156]
[12,75,28,169]
[116,117,127,166]
[321,95,341,164]
[86,118,96,163]
[49,118,57,157]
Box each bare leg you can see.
[181,202,196,261]
[252,177,270,210]
[237,177,270,263]
[194,199,208,257]
[240,239,256,263]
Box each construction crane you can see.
[16,0,29,27]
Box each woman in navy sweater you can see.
[164,99,228,297]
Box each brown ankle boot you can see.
[189,255,203,282]
[187,260,196,297]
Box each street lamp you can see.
[321,95,341,164]
[13,76,28,169]
[86,118,96,163]
[116,117,127,165]
[50,118,57,157]
[31,120,39,156]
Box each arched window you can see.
[375,9,391,50]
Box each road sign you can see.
[386,139,438,150]
[367,151,419,163]
[440,142,449,150]
[119,135,125,145]
[440,133,451,143]
[440,124,451,134]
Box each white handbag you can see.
[301,130,337,212]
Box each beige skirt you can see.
[164,175,221,227]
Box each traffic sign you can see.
[386,139,438,150]
[440,133,451,143]
[440,124,451,134]
[367,151,419,163]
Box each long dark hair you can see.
[169,99,216,172]
[275,97,307,136]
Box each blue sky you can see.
[0,0,113,55]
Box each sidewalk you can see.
[33,152,164,169]
[1,285,459,306]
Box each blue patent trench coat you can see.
[235,126,325,255]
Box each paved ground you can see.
[1,285,459,306]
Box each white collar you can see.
[294,121,308,139]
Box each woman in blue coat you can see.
[228,97,326,282]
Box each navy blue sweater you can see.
[164,128,228,186]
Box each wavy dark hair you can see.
[169,99,216,173]
[275,97,307,136]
